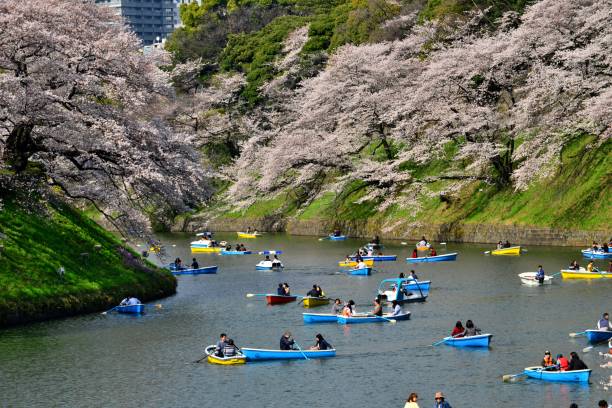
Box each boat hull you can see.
[171,266,217,275]
[204,346,246,365]
[443,334,492,347]
[337,312,411,324]
[237,232,261,238]
[265,295,297,305]
[523,367,591,382]
[491,246,521,256]
[560,270,611,279]
[349,255,397,261]
[328,235,347,241]
[518,272,553,285]
[190,247,222,253]
[116,304,145,314]
[406,253,458,263]
[338,259,374,267]
[349,267,372,275]
[241,348,336,361]
[220,250,252,255]
[302,297,330,308]
[585,330,612,343]
[303,313,338,323]
[581,249,612,259]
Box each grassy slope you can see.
[0,196,176,326]
[218,134,611,231]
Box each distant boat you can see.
[378,278,430,303]
[560,269,611,279]
[170,266,218,275]
[203,345,246,365]
[302,297,330,308]
[442,334,492,347]
[585,329,612,343]
[115,304,145,314]
[349,255,397,261]
[303,313,338,323]
[265,294,296,305]
[241,347,336,361]
[220,250,252,255]
[491,246,522,256]
[338,259,374,267]
[348,267,372,276]
[256,260,284,271]
[518,272,553,285]
[581,249,612,259]
[190,239,222,252]
[337,312,411,324]
[523,366,591,382]
[237,232,261,239]
[328,235,347,241]
[406,252,458,263]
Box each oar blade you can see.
[582,345,594,353]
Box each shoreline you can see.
[177,216,610,247]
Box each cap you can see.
[545,350,550,355]
[435,392,444,399]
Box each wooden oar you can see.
[569,331,586,337]
[551,271,562,277]
[502,372,527,382]
[293,341,309,360]
[318,236,330,241]
[246,293,269,298]
[484,251,491,255]
[432,332,463,346]
[366,314,396,324]
[101,306,117,315]
[583,337,611,353]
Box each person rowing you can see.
[277,283,284,296]
[307,285,322,298]
[418,236,428,247]
[371,298,383,317]
[541,350,556,369]
[535,265,545,284]
[190,258,199,269]
[280,331,296,350]
[587,261,599,272]
[120,296,141,306]
[598,312,611,331]
[451,321,464,338]
[215,333,229,357]
[310,333,332,350]
[331,299,343,314]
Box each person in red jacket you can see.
[451,321,465,337]
[556,353,569,371]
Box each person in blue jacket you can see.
[536,265,545,284]
[434,391,452,408]
[280,331,295,350]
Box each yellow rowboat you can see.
[560,269,612,279]
[204,345,246,365]
[491,246,522,256]
[338,259,374,267]
[237,232,261,239]
[302,297,330,308]
[191,247,222,253]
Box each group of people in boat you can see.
[280,331,332,351]
[411,247,436,258]
[214,333,239,357]
[306,284,325,298]
[591,240,611,253]
[262,255,283,267]
[450,320,481,338]
[330,297,404,318]
[404,391,453,408]
[173,257,199,270]
[276,283,291,296]
[119,296,141,306]
[496,240,513,249]
[540,350,588,372]
[225,243,248,251]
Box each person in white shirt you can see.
[389,300,402,316]
[597,313,611,331]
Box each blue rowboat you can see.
[349,255,397,262]
[115,304,145,314]
[523,366,591,382]
[585,329,612,343]
[378,278,431,303]
[241,347,336,361]
[406,252,458,263]
[258,250,283,255]
[220,250,252,255]
[303,313,338,323]
[170,265,217,275]
[349,267,372,276]
[337,312,411,324]
[256,261,283,271]
[329,235,347,241]
[581,249,612,259]
[443,334,492,347]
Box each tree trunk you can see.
[3,124,35,173]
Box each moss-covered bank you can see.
[0,193,176,328]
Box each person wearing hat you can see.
[541,350,556,368]
[433,391,452,408]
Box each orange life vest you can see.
[543,355,554,366]
[557,356,569,371]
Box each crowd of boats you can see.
[113,232,611,392]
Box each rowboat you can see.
[406,252,458,263]
[170,265,218,275]
[338,259,374,267]
[523,366,591,382]
[190,240,223,253]
[349,267,372,275]
[302,297,330,308]
[256,261,284,270]
[337,312,411,324]
[585,330,612,343]
[349,255,397,262]
[581,249,612,259]
[241,347,336,361]
[491,246,521,255]
[442,334,492,347]
[237,232,261,239]
[303,313,338,323]
[258,250,283,255]
[265,295,296,305]
[220,250,252,255]
[204,345,246,365]
[115,304,145,314]
[560,269,611,279]
[328,235,347,241]
[378,278,431,302]
[518,272,553,285]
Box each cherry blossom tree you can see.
[0,0,210,233]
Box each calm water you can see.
[1,234,611,407]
